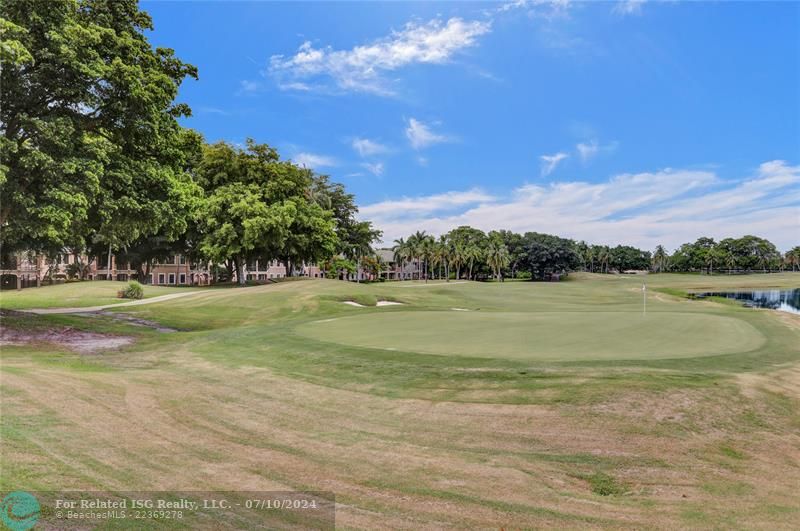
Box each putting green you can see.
[298,311,766,361]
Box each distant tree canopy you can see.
[669,235,781,273]
[389,228,793,281]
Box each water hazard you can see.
[693,289,800,314]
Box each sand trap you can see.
[343,301,404,308]
[0,328,133,353]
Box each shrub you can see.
[121,281,144,300]
[588,472,624,496]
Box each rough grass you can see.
[1,272,799,528]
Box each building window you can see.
[179,273,186,284]
[150,274,155,284]
[168,273,175,284]
[179,255,186,265]
[158,273,165,284]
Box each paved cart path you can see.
[21,291,205,314]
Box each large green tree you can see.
[519,232,580,280]
[194,140,338,285]
[310,175,381,264]
[1,0,199,255]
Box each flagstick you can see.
[643,283,647,316]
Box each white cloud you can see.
[576,139,618,162]
[352,138,389,157]
[499,0,573,20]
[406,118,451,150]
[576,140,599,162]
[198,106,230,116]
[278,82,312,92]
[361,160,800,250]
[360,189,495,218]
[269,17,491,95]
[361,162,385,176]
[613,0,645,15]
[540,152,569,176]
[293,152,338,169]
[239,80,259,93]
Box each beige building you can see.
[1,251,323,289]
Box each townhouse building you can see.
[0,252,320,290]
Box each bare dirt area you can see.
[0,326,133,353]
[75,310,178,333]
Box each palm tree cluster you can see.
[383,230,795,282]
[392,227,511,282]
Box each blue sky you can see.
[143,0,799,250]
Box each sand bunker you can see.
[0,327,133,353]
[342,300,404,308]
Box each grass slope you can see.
[0,280,200,309]
[1,273,799,528]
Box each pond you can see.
[692,289,800,315]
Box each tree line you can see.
[386,228,798,281]
[0,0,380,285]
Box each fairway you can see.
[299,310,765,361]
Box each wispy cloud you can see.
[576,140,599,161]
[540,152,569,176]
[613,0,645,16]
[352,138,389,157]
[360,189,495,218]
[361,160,800,250]
[293,152,338,169]
[499,0,573,20]
[238,80,259,93]
[405,118,451,150]
[576,139,618,162]
[361,162,385,176]
[268,17,491,95]
[197,106,230,116]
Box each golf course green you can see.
[299,310,765,361]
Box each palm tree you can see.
[486,239,510,281]
[419,234,435,282]
[392,238,410,280]
[596,246,610,274]
[724,250,736,274]
[586,245,596,273]
[436,235,451,281]
[450,244,464,280]
[652,245,668,273]
[786,246,800,271]
[407,230,429,280]
[465,244,483,280]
